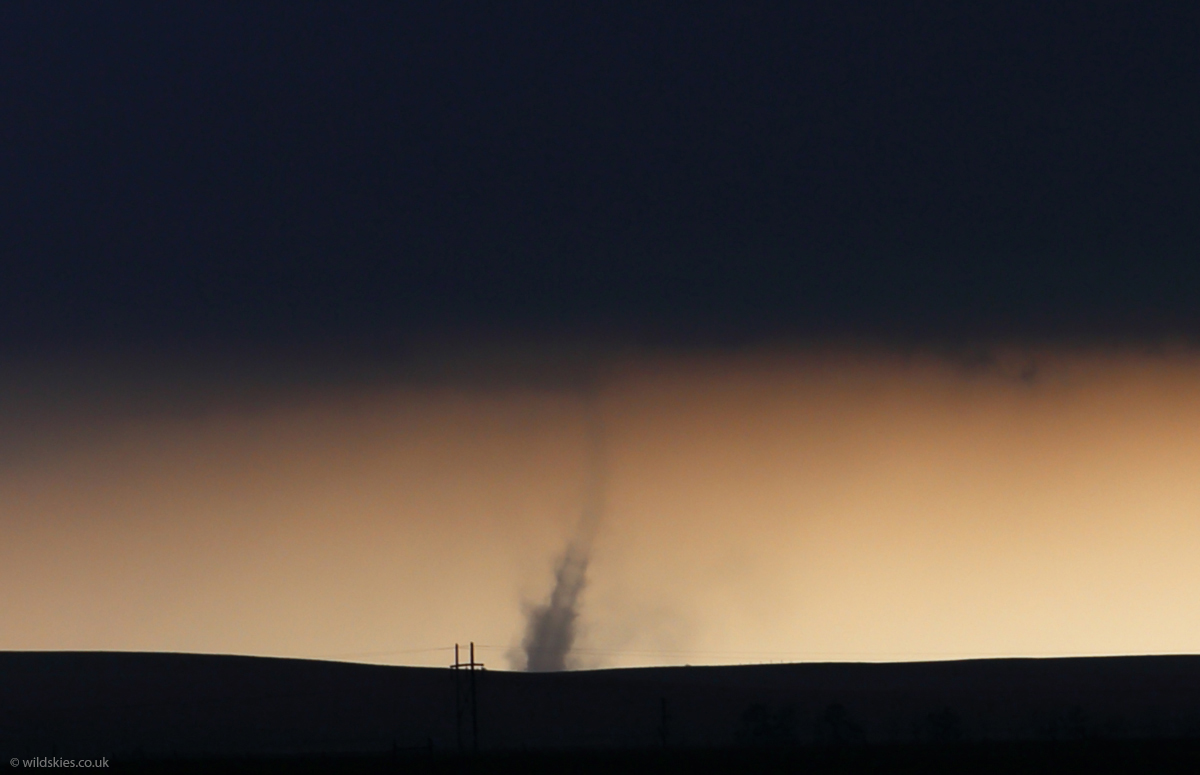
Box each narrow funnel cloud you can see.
[521,394,605,671]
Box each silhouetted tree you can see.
[816,702,863,746]
[736,703,798,747]
[1064,705,1089,740]
[926,706,962,742]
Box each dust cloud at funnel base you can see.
[518,539,591,672]
[516,396,604,672]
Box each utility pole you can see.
[451,642,484,754]
[453,644,462,753]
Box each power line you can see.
[468,643,1158,662]
[312,646,455,659]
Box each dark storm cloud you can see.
[2,3,1199,356]
[0,336,610,472]
[0,337,607,431]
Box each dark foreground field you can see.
[77,741,1197,775]
[104,741,1200,774]
[4,652,1200,772]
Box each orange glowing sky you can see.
[2,344,1199,669]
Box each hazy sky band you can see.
[2,345,1198,667]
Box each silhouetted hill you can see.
[3,652,1200,765]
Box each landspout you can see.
[520,396,604,672]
